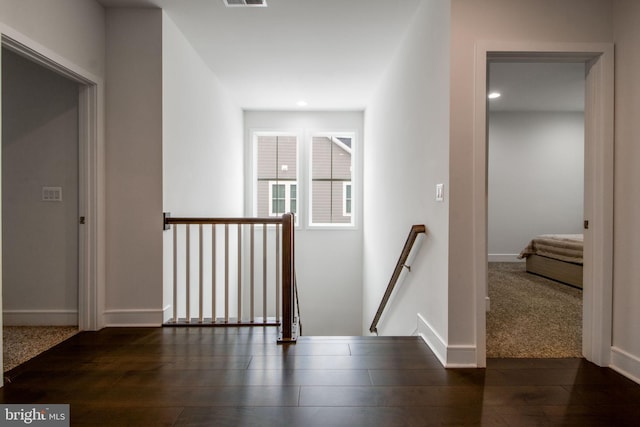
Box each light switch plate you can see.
[42,186,63,202]
[435,183,444,202]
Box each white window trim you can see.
[343,182,352,217]
[250,131,301,224]
[248,128,358,230]
[308,132,356,228]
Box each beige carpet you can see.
[3,326,78,372]
[487,262,582,358]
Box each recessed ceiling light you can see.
[296,100,308,107]
[488,92,501,99]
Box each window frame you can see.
[251,131,301,226]
[268,181,297,217]
[343,182,352,217]
[249,129,358,230]
[308,132,356,229]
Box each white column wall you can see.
[105,9,164,325]
[611,0,640,383]
[363,0,450,360]
[162,13,244,322]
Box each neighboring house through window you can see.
[343,182,352,217]
[269,181,297,215]
[255,134,298,218]
[310,135,354,226]
[253,131,355,227]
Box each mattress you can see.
[518,234,584,265]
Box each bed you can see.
[518,234,583,289]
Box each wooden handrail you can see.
[369,224,426,334]
[165,216,285,226]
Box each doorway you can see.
[0,32,102,378]
[486,61,585,357]
[472,42,615,367]
[2,48,80,370]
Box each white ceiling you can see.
[97,1,585,113]
[489,62,586,112]
[97,0,422,111]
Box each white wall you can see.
[2,49,79,325]
[449,0,613,364]
[488,112,584,260]
[105,9,163,326]
[162,14,244,217]
[363,0,450,356]
[612,0,640,383]
[0,0,105,79]
[244,111,364,336]
[161,13,244,322]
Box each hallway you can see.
[2,327,640,426]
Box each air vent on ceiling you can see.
[223,0,267,7]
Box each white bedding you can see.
[518,234,584,265]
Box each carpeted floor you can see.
[3,326,78,372]
[487,262,582,358]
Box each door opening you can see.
[2,48,80,327]
[485,61,586,358]
[0,33,102,376]
[1,47,80,370]
[472,42,614,368]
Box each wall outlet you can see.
[435,183,444,202]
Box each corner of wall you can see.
[417,313,447,366]
[611,347,640,386]
[418,313,478,368]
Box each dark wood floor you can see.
[2,327,640,426]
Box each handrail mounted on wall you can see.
[369,224,426,335]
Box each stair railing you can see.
[163,212,298,343]
[369,224,426,335]
[278,212,298,343]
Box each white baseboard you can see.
[488,254,523,263]
[446,345,477,368]
[3,310,78,326]
[610,346,640,385]
[417,313,446,366]
[103,308,164,327]
[417,313,478,368]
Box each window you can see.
[252,130,356,227]
[269,182,297,216]
[310,134,354,226]
[255,134,298,219]
[343,182,352,217]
